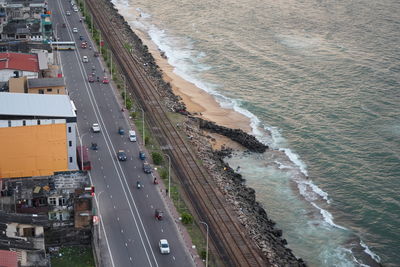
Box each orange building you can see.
[0,93,78,179]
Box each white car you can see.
[73,7,78,12]
[66,11,71,16]
[159,239,170,254]
[92,123,100,133]
[72,28,78,33]
[82,56,88,63]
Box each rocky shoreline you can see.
[100,1,306,266]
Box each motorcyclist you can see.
[97,76,100,82]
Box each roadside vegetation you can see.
[51,246,94,267]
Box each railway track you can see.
[86,1,268,266]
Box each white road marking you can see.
[114,205,116,209]
[172,256,175,261]
[150,205,153,209]
[161,229,163,233]
[117,217,119,221]
[110,195,112,199]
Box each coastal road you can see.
[49,1,195,266]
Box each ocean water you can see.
[110,0,400,266]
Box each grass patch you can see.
[51,246,94,267]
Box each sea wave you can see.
[360,240,381,263]
[311,202,347,230]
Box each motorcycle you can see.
[153,178,158,185]
[137,181,141,189]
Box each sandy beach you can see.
[117,7,252,141]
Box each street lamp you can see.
[164,153,171,198]
[199,221,209,267]
[78,132,89,170]
[139,107,145,146]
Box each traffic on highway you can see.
[50,0,196,266]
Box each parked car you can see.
[139,151,146,160]
[159,239,170,254]
[72,27,78,33]
[92,123,100,133]
[117,150,127,161]
[82,56,88,63]
[143,162,152,174]
[102,77,109,84]
[88,75,94,83]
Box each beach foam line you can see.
[311,202,347,230]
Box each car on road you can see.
[139,151,146,160]
[102,76,109,84]
[92,123,100,133]
[117,150,127,161]
[88,75,94,83]
[82,56,88,63]
[73,6,78,12]
[129,130,136,142]
[81,42,87,49]
[118,127,124,135]
[72,27,78,33]
[66,11,71,16]
[143,162,152,173]
[159,239,170,254]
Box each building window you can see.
[59,198,67,206]
[37,120,41,125]
[38,89,44,94]
[68,126,71,133]
[57,89,60,94]
[69,157,73,163]
[69,141,72,147]
[8,120,11,127]
[49,212,57,220]
[47,88,52,92]
[49,197,57,206]
[23,120,26,126]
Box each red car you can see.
[102,77,109,84]
[81,42,87,49]
[88,75,94,83]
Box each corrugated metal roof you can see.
[0,92,75,118]
[28,77,65,88]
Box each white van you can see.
[129,130,137,142]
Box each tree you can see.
[181,212,193,225]
[152,152,163,165]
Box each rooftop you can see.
[0,52,39,72]
[28,77,65,88]
[0,92,75,118]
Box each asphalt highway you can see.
[49,1,196,266]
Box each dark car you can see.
[117,150,127,161]
[118,127,124,135]
[155,209,163,220]
[139,151,146,160]
[143,162,152,174]
[88,75,94,83]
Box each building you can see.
[0,211,49,267]
[0,0,49,41]
[0,92,78,179]
[0,52,39,82]
[9,77,66,94]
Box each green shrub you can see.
[160,168,168,180]
[200,250,207,260]
[145,136,150,145]
[130,112,137,119]
[152,152,163,165]
[181,212,193,225]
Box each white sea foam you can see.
[360,240,381,263]
[311,202,347,230]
